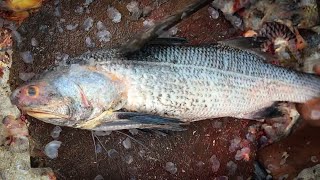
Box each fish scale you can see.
[78,44,320,121]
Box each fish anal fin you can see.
[239,102,286,121]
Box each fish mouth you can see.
[22,108,70,119]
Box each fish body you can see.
[11,44,320,130]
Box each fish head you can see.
[11,64,126,127]
[11,81,74,126]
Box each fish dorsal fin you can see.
[218,37,267,50]
[120,0,212,54]
[147,37,188,45]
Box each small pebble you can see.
[122,137,132,149]
[66,24,78,31]
[20,51,33,64]
[209,155,220,173]
[107,149,118,158]
[165,162,177,174]
[124,154,134,164]
[94,175,104,180]
[50,126,62,139]
[31,38,38,46]
[107,7,122,23]
[311,156,318,163]
[226,161,237,175]
[129,129,138,135]
[208,7,219,19]
[83,17,94,31]
[19,72,35,81]
[44,140,62,159]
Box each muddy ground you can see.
[7,0,320,179]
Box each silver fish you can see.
[11,44,320,131]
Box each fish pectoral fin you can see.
[92,112,187,131]
[76,110,113,129]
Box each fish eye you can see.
[26,85,39,97]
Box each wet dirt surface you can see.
[258,122,320,179]
[5,0,289,179]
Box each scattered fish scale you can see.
[107,7,122,23]
[165,162,177,174]
[210,155,220,173]
[122,137,132,149]
[50,126,62,139]
[44,140,62,159]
